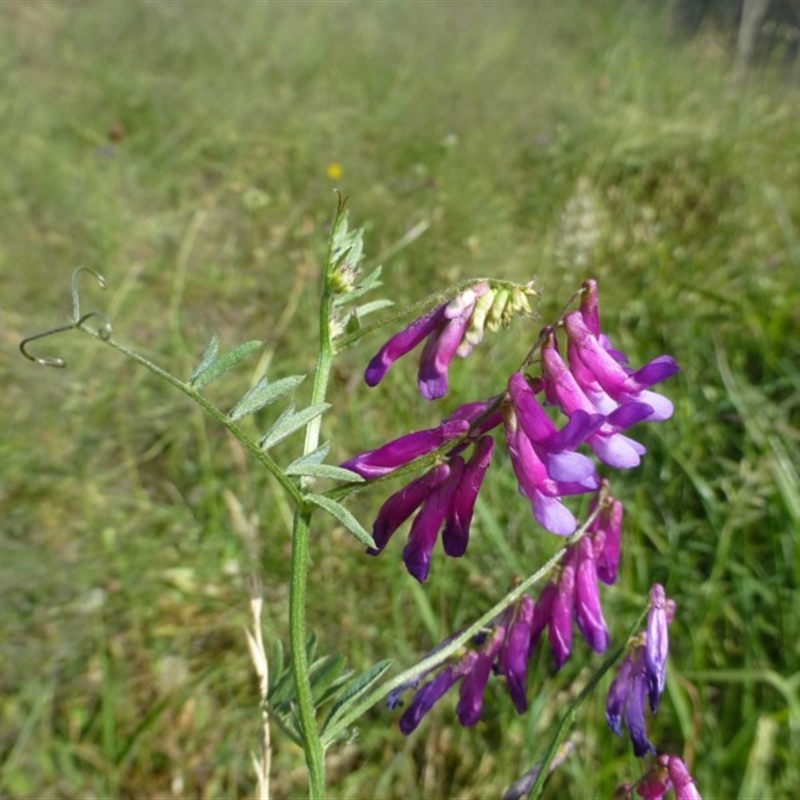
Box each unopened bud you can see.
[464,288,496,347]
[486,288,510,332]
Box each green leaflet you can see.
[321,660,393,742]
[305,493,376,549]
[284,463,364,482]
[285,442,332,471]
[189,333,219,383]
[259,403,331,450]
[308,654,350,706]
[189,338,262,389]
[228,374,306,421]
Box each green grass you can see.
[3,1,800,797]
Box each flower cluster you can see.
[364,281,537,400]
[341,404,498,582]
[345,279,677,581]
[606,584,676,756]
[387,593,538,733]
[385,485,624,731]
[345,277,693,792]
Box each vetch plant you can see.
[20,197,699,799]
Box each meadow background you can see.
[2,1,800,797]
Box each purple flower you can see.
[607,646,656,757]
[587,483,624,585]
[645,584,670,712]
[398,661,464,734]
[456,628,504,725]
[504,373,601,536]
[442,435,495,557]
[402,458,466,582]
[393,595,535,732]
[396,627,504,733]
[607,585,675,757]
[341,418,470,479]
[365,283,492,400]
[368,464,451,553]
[574,536,610,653]
[532,532,610,669]
[549,554,576,668]
[529,581,556,655]
[565,310,679,422]
[354,432,495,582]
[497,594,535,713]
[542,331,653,468]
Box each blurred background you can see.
[2,1,799,797]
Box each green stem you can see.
[290,507,326,798]
[288,201,347,797]
[303,254,334,458]
[90,326,330,797]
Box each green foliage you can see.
[228,374,307,421]
[305,494,376,550]
[189,337,263,389]
[4,1,800,798]
[258,403,331,450]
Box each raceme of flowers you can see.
[343,278,695,793]
[386,491,624,734]
[343,278,678,581]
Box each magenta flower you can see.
[587,483,624,585]
[365,283,491,400]
[508,371,603,483]
[565,310,679,422]
[341,418,470,479]
[504,373,602,536]
[355,433,495,582]
[542,331,653,468]
[634,757,671,800]
[631,754,702,800]
[666,756,702,800]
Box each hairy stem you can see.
[290,507,326,798]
